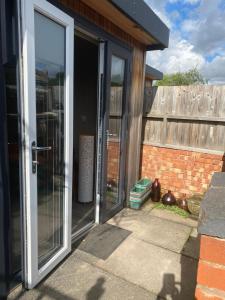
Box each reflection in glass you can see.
[5,64,21,275]
[106,55,125,210]
[34,12,65,268]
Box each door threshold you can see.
[71,222,96,244]
[8,282,24,299]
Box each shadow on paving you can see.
[86,277,106,300]
[157,234,200,300]
[10,212,200,300]
[10,277,106,300]
[110,208,200,299]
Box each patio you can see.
[9,202,199,300]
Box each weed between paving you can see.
[153,203,190,218]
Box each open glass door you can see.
[100,42,131,222]
[20,0,74,288]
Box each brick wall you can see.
[140,144,224,198]
[195,235,225,300]
[107,141,120,185]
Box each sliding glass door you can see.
[101,42,131,222]
[20,0,74,288]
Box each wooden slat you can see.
[59,0,148,48]
[81,0,156,46]
[142,85,225,153]
[144,114,225,123]
[126,47,145,194]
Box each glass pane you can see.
[34,12,65,268]
[72,35,98,234]
[5,64,21,275]
[106,55,125,210]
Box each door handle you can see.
[108,133,117,137]
[106,130,117,138]
[31,141,52,173]
[32,145,52,151]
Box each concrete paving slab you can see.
[181,228,200,259]
[109,211,191,253]
[95,235,198,300]
[9,257,157,300]
[9,208,198,300]
[149,207,198,228]
[108,208,150,225]
[141,200,155,212]
[107,208,154,234]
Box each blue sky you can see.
[144,0,225,84]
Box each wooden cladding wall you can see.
[127,47,145,194]
[59,0,141,47]
[143,85,225,154]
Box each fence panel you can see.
[143,85,225,153]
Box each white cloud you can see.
[184,0,200,3]
[201,55,225,84]
[168,0,200,3]
[186,0,225,55]
[144,0,225,83]
[181,19,200,32]
[147,35,205,74]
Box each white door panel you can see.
[20,0,74,288]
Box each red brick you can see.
[197,261,225,292]
[195,286,225,300]
[140,145,222,198]
[200,236,225,266]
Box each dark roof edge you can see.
[145,65,163,80]
[110,0,170,49]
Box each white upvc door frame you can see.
[19,0,74,289]
[95,40,105,225]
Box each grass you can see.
[153,203,190,218]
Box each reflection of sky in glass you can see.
[111,56,125,86]
[35,12,65,67]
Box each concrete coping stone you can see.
[198,172,225,239]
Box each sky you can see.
[144,0,225,84]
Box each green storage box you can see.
[130,198,142,210]
[129,178,152,210]
[129,189,151,210]
[130,186,146,198]
[135,178,152,189]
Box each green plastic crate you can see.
[130,186,146,198]
[130,198,142,209]
[135,178,152,189]
[129,189,151,210]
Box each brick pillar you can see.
[195,173,225,300]
[195,235,225,299]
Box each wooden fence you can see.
[109,87,123,137]
[142,85,225,154]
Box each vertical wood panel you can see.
[126,47,145,195]
[59,0,139,47]
[143,85,225,153]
